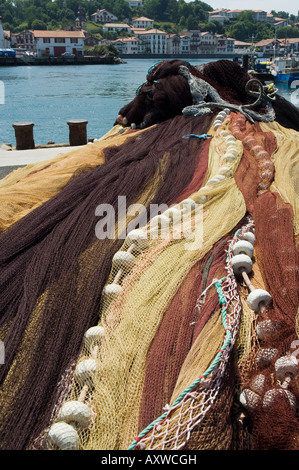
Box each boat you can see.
[271,56,299,85]
[0,48,15,57]
[249,59,274,82]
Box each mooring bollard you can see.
[12,121,35,150]
[67,119,88,146]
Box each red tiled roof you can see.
[33,30,85,38]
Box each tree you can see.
[276,26,299,38]
[31,19,47,30]
[186,14,198,30]
[209,20,224,34]
[164,0,179,22]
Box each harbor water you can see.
[0,58,298,146]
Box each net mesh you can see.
[0,126,149,232]
[0,59,298,451]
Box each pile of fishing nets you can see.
[0,59,298,451]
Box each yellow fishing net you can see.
[0,126,148,231]
[43,115,251,450]
[1,83,298,450]
[259,121,299,237]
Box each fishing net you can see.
[0,126,149,232]
[0,110,214,450]
[0,59,298,451]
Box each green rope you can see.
[128,276,230,450]
[128,219,254,450]
[147,61,163,74]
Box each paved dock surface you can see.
[0,145,83,180]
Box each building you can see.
[135,29,167,54]
[132,17,154,29]
[112,36,140,54]
[208,9,229,17]
[273,17,288,28]
[13,30,35,51]
[233,40,252,53]
[33,30,85,57]
[284,38,299,54]
[226,37,235,54]
[102,23,131,34]
[208,15,229,24]
[0,17,5,49]
[125,0,143,7]
[83,33,101,47]
[189,29,201,54]
[0,16,11,49]
[252,10,267,22]
[226,9,242,19]
[200,31,217,54]
[131,28,146,36]
[90,9,118,24]
[75,6,86,30]
[3,30,11,48]
[209,9,274,24]
[166,34,181,55]
[179,34,190,54]
[266,13,275,23]
[255,38,282,56]
[216,34,234,54]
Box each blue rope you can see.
[182,134,212,140]
[147,61,163,74]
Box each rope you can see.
[127,217,254,450]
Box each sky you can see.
[205,0,298,16]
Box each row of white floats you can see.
[231,229,298,415]
[46,196,204,449]
[45,115,269,449]
[47,325,104,449]
[198,110,240,204]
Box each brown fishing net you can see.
[0,59,298,451]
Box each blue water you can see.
[0,58,298,145]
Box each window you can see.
[43,38,50,43]
[55,38,65,43]
[71,38,78,43]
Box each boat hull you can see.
[274,71,299,85]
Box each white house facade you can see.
[125,0,143,7]
[132,17,154,29]
[14,30,35,51]
[0,16,5,49]
[252,10,267,22]
[112,37,140,54]
[200,31,217,54]
[90,9,118,23]
[102,23,131,33]
[166,34,180,55]
[208,15,229,24]
[179,34,190,54]
[136,29,167,54]
[189,29,201,54]
[33,30,85,57]
[255,38,282,55]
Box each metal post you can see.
[12,121,35,150]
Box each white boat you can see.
[271,56,299,85]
